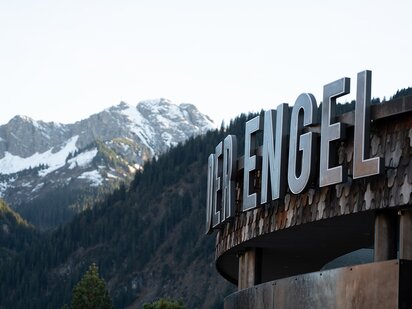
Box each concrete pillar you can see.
[399,210,412,260]
[238,248,261,290]
[374,211,397,261]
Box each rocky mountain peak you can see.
[0,98,215,227]
[137,98,172,108]
[0,115,69,159]
[8,115,33,123]
[105,101,131,113]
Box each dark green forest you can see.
[0,200,38,262]
[0,112,253,309]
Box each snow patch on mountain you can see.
[38,136,79,176]
[0,136,79,175]
[118,104,156,154]
[0,181,8,198]
[107,173,118,179]
[21,181,32,188]
[31,182,44,193]
[68,148,98,169]
[161,132,176,147]
[78,170,103,187]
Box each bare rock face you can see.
[0,99,214,220]
[0,116,71,158]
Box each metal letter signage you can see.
[222,135,237,221]
[319,77,350,187]
[353,70,384,178]
[212,142,223,228]
[288,93,318,194]
[206,153,215,234]
[206,70,383,233]
[243,116,263,211]
[260,104,289,204]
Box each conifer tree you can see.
[143,298,185,309]
[70,263,114,309]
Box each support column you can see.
[374,211,397,261]
[238,248,261,290]
[399,210,412,260]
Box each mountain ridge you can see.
[0,98,215,161]
[0,98,214,228]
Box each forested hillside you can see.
[0,199,38,263]
[0,112,252,309]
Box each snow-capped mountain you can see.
[0,98,214,228]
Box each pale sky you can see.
[0,0,411,126]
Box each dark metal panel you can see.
[216,211,375,284]
[224,288,253,309]
[371,95,412,120]
[399,260,412,309]
[224,282,273,309]
[374,211,397,261]
[399,211,412,260]
[225,260,402,309]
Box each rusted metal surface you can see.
[374,211,397,261]
[238,248,261,290]
[399,210,412,259]
[225,260,412,309]
[216,96,412,283]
